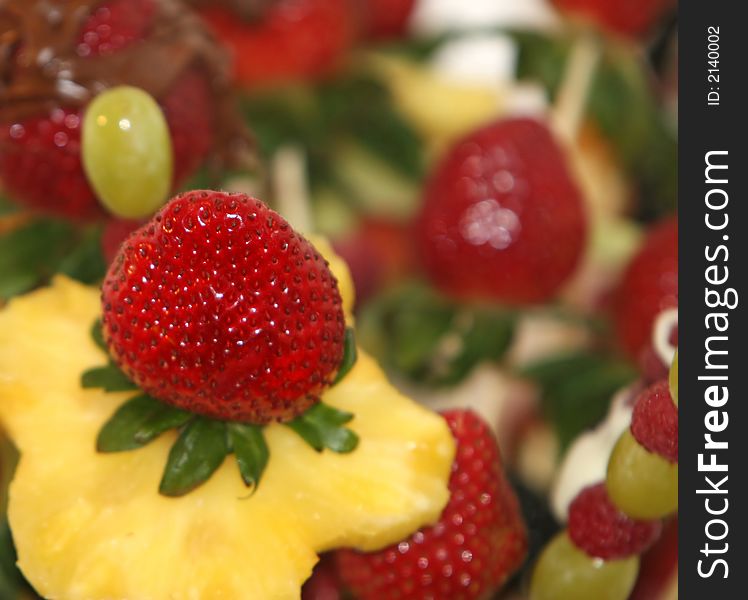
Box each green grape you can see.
[669,350,678,406]
[530,532,639,600]
[607,430,678,519]
[82,86,173,218]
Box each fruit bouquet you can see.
[0,0,678,599]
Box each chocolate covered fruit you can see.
[0,230,455,598]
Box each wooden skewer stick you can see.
[550,32,603,145]
[271,145,313,234]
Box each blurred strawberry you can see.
[630,518,678,600]
[332,218,417,307]
[302,555,342,600]
[611,216,677,359]
[360,0,416,39]
[199,0,357,87]
[415,118,587,305]
[551,0,676,38]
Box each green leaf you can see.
[333,328,357,385]
[159,418,230,497]
[228,423,269,488]
[0,219,78,299]
[0,519,25,600]
[97,394,192,452]
[57,225,107,284]
[285,418,324,452]
[319,75,424,180]
[81,364,137,392]
[286,403,359,454]
[514,30,677,220]
[358,282,515,386]
[91,319,107,352]
[0,192,17,216]
[520,352,637,452]
[303,402,354,427]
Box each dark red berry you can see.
[415,118,586,305]
[568,483,662,560]
[101,191,346,424]
[630,380,678,463]
[336,410,527,600]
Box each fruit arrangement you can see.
[0,0,678,599]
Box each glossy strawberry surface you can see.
[336,409,527,600]
[416,118,587,305]
[102,191,346,423]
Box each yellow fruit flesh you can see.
[0,269,454,599]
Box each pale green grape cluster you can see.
[531,349,679,598]
[530,533,639,600]
[82,86,173,219]
[606,430,678,519]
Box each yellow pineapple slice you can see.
[0,245,455,600]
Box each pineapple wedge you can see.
[0,248,454,599]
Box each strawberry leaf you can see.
[97,394,192,452]
[332,327,357,385]
[359,283,516,386]
[82,364,138,392]
[286,403,358,453]
[228,423,269,488]
[285,418,324,452]
[91,318,107,352]
[0,219,106,300]
[159,419,230,497]
[519,352,637,452]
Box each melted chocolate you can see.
[0,0,252,168]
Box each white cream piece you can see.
[550,385,636,522]
[653,308,678,367]
[430,34,518,89]
[506,312,592,369]
[410,0,560,36]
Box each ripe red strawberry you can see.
[101,191,346,424]
[361,0,416,39]
[0,0,217,220]
[415,118,587,305]
[568,483,662,560]
[335,409,527,600]
[551,0,676,38]
[302,555,343,600]
[199,0,357,87]
[611,216,677,358]
[630,380,677,463]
